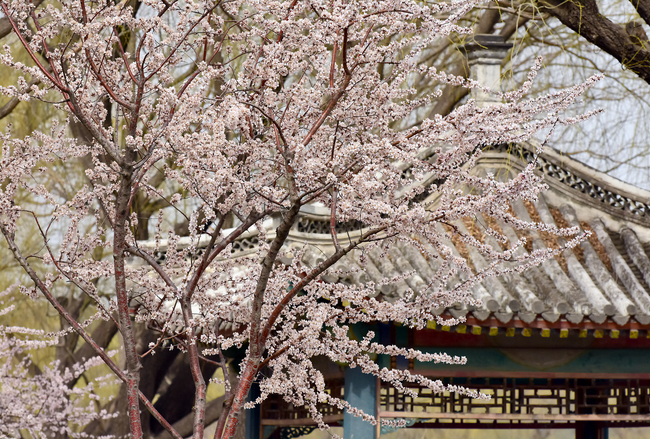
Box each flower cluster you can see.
[0,287,117,437]
[0,0,599,437]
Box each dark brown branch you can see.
[342,27,351,76]
[629,0,650,27]
[185,211,269,300]
[0,95,24,120]
[260,224,388,341]
[330,187,341,251]
[180,298,207,439]
[537,0,650,84]
[221,223,389,437]
[218,203,302,438]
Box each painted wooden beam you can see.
[260,415,343,427]
[380,412,649,422]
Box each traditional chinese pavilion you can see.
[246,139,650,439]
[244,38,650,439]
[141,37,650,439]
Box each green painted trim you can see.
[414,347,650,374]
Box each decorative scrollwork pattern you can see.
[151,235,261,264]
[296,218,365,235]
[278,426,317,439]
[492,144,650,219]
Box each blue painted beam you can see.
[343,367,377,439]
[413,347,650,375]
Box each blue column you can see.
[245,381,260,439]
[343,367,377,439]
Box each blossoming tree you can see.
[0,0,600,437]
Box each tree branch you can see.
[538,0,650,84]
[0,223,183,439]
[629,0,650,27]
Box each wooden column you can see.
[344,367,378,439]
[245,381,260,439]
[575,422,609,439]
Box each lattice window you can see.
[260,376,650,429]
[231,236,259,253]
[295,219,365,235]
[150,235,260,264]
[380,378,650,418]
[261,377,345,422]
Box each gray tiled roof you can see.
[315,195,650,326]
[287,147,650,327]
[136,145,650,330]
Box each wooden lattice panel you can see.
[260,376,650,429]
[261,377,345,424]
[380,377,650,421]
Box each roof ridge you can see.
[484,142,650,226]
